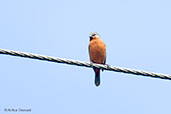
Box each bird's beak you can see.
[89,36,93,41]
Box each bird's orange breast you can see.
[88,38,106,64]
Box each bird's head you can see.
[89,32,100,41]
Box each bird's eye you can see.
[92,34,96,36]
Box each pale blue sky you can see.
[0,0,171,114]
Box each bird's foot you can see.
[102,64,110,71]
[104,64,111,70]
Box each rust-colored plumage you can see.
[88,32,106,86]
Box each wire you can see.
[0,48,171,80]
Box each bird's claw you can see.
[105,64,110,69]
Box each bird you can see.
[88,32,106,86]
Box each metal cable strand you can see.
[0,48,171,80]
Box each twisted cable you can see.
[0,48,171,80]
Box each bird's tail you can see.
[94,68,100,86]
